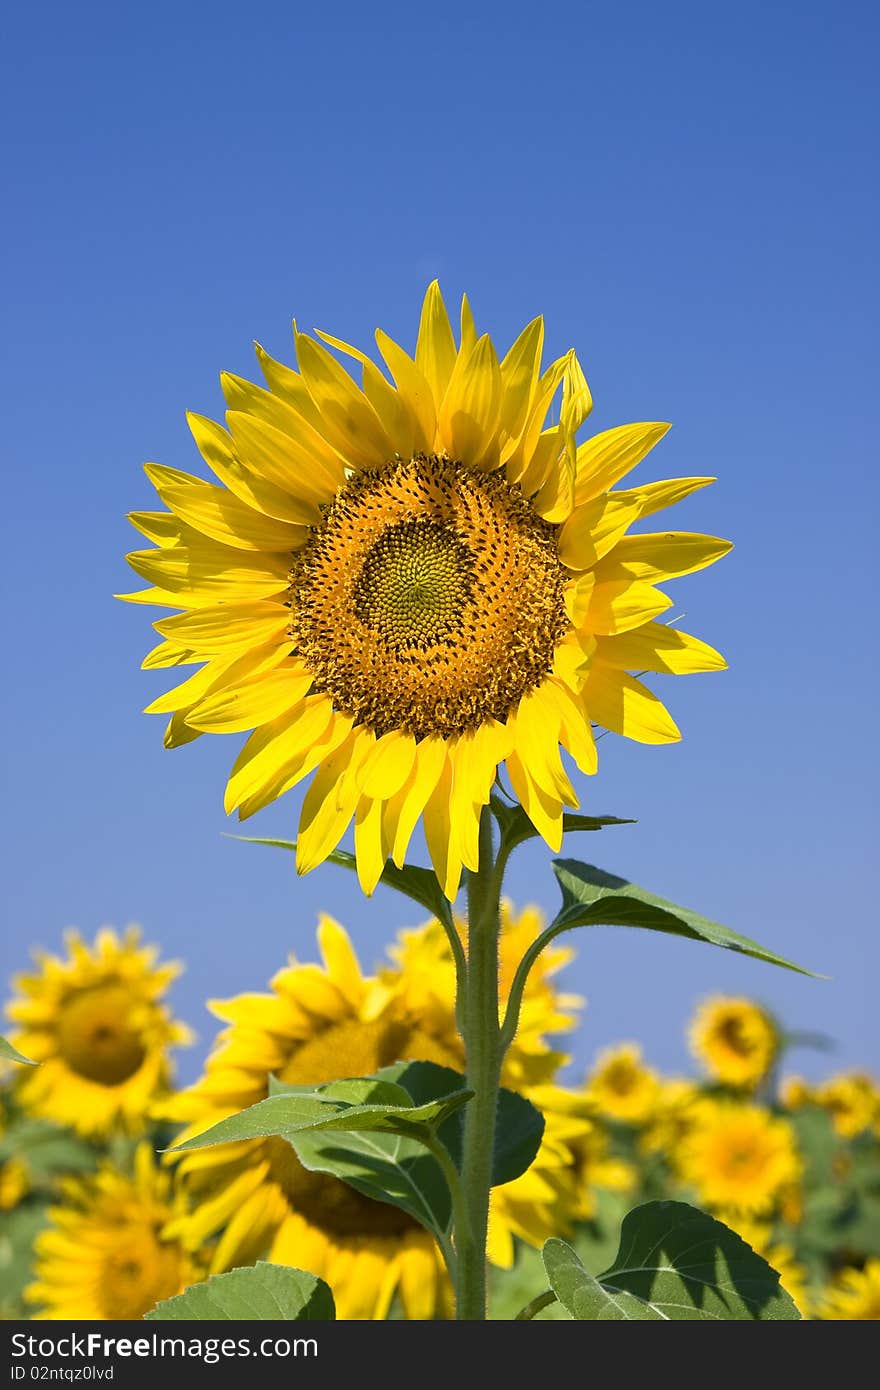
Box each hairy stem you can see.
[456,808,502,1320]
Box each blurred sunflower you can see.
[813,1073,878,1138]
[165,911,580,1318]
[688,996,778,1089]
[6,927,191,1137]
[26,1145,201,1320]
[639,1077,700,1156]
[586,1043,661,1124]
[817,1259,880,1320]
[121,283,730,899]
[676,1101,801,1216]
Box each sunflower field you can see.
[2,914,878,1321]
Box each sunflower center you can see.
[57,983,147,1085]
[266,1015,460,1238]
[717,1016,753,1057]
[98,1228,183,1320]
[289,455,568,739]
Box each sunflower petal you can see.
[422,753,462,901]
[185,661,314,733]
[587,579,673,635]
[574,422,671,505]
[295,332,393,468]
[596,622,727,674]
[612,475,716,519]
[389,735,448,869]
[154,603,290,655]
[585,665,681,744]
[295,727,374,874]
[599,531,733,581]
[149,476,306,553]
[224,697,335,814]
[374,330,436,450]
[438,333,502,467]
[414,280,457,411]
[188,413,319,525]
[557,495,641,571]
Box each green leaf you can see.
[491,1088,545,1186]
[146,1262,334,1320]
[171,1074,473,1154]
[0,1202,49,1315]
[0,1036,36,1065]
[490,796,634,856]
[552,860,819,976]
[0,1119,97,1184]
[226,836,456,926]
[544,1201,801,1320]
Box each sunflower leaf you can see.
[226,836,456,926]
[551,859,821,976]
[544,1202,801,1320]
[146,1262,335,1321]
[0,1036,36,1065]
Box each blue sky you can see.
[2,1,877,1088]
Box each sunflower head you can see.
[676,1100,802,1217]
[688,995,779,1089]
[812,1072,879,1138]
[26,1144,201,1320]
[122,283,730,899]
[586,1043,661,1125]
[6,927,191,1137]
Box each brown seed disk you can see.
[288,455,569,739]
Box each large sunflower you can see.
[26,1144,201,1320]
[165,912,581,1319]
[688,995,778,1089]
[122,284,730,898]
[6,927,191,1137]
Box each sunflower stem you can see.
[456,807,502,1320]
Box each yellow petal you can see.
[144,643,289,715]
[560,352,593,447]
[612,475,715,520]
[141,639,199,670]
[185,661,314,733]
[437,333,502,467]
[126,545,289,601]
[557,495,641,571]
[236,712,353,821]
[317,916,364,999]
[422,753,462,900]
[459,294,477,355]
[357,730,417,798]
[148,473,306,553]
[541,677,598,775]
[374,330,436,450]
[511,691,576,803]
[584,665,681,744]
[295,727,374,874]
[564,573,596,626]
[388,735,448,867]
[251,348,330,432]
[354,794,390,895]
[163,709,203,748]
[187,412,317,525]
[498,316,544,444]
[596,622,727,674]
[599,532,733,581]
[574,422,671,505]
[224,411,335,516]
[503,354,567,483]
[414,280,457,413]
[127,510,207,548]
[153,602,290,654]
[587,579,673,635]
[225,367,346,491]
[224,697,335,813]
[505,751,565,850]
[294,331,393,468]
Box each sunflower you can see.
[639,1077,700,1157]
[6,927,191,1137]
[26,1144,201,1319]
[386,900,582,1088]
[688,995,778,1089]
[165,911,580,1318]
[585,1043,661,1124]
[121,283,730,899]
[813,1073,879,1138]
[675,1100,802,1217]
[817,1260,880,1320]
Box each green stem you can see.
[456,808,502,1320]
[421,1132,469,1282]
[515,1289,558,1320]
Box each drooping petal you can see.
[584,665,681,744]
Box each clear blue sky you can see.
[3,1,877,1088]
